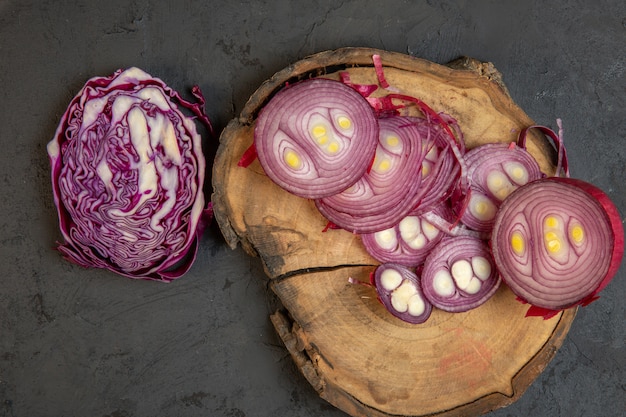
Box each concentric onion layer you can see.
[408,115,463,213]
[254,78,379,199]
[315,116,436,233]
[421,236,501,312]
[47,67,206,281]
[491,178,623,310]
[373,263,432,324]
[457,143,543,233]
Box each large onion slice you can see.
[315,116,439,233]
[491,177,624,313]
[421,236,501,312]
[254,78,379,199]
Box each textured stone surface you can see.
[0,1,624,416]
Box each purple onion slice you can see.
[491,177,624,314]
[454,143,543,233]
[408,114,463,213]
[421,236,501,312]
[372,263,432,324]
[254,78,379,199]
[315,116,432,233]
[361,204,453,267]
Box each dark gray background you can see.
[1,1,624,416]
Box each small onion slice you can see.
[372,263,432,324]
[315,116,433,233]
[491,177,624,314]
[361,204,452,267]
[454,143,543,233]
[421,236,501,312]
[254,78,379,199]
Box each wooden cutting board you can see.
[211,47,576,417]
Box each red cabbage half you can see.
[47,67,212,281]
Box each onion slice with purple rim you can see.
[361,204,453,267]
[491,177,624,317]
[315,116,427,233]
[372,263,432,324]
[407,115,463,214]
[254,78,379,199]
[454,143,543,233]
[421,236,501,312]
[316,115,458,233]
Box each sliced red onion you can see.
[421,236,501,312]
[338,71,379,98]
[361,204,453,267]
[519,119,569,178]
[253,78,379,199]
[491,177,624,314]
[408,114,463,213]
[315,115,455,233]
[453,143,543,233]
[420,208,490,240]
[368,91,468,215]
[372,263,432,324]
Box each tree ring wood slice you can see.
[211,47,576,417]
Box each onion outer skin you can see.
[372,263,432,324]
[421,236,501,313]
[491,177,624,312]
[47,67,208,281]
[254,78,379,199]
